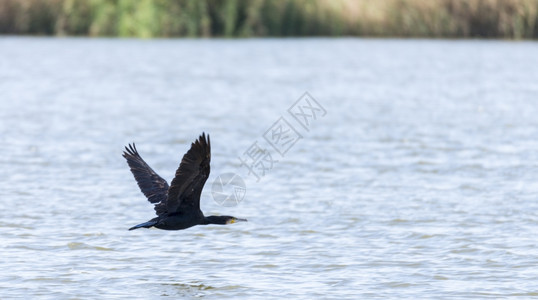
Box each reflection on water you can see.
[1,37,538,298]
[160,282,216,298]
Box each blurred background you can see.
[1,0,538,38]
[1,0,537,299]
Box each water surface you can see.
[1,38,537,298]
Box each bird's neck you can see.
[202,215,229,225]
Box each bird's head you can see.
[205,215,247,225]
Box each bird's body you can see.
[123,133,246,231]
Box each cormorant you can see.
[123,133,247,231]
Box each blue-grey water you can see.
[1,37,537,298]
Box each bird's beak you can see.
[227,218,247,224]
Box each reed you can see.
[0,0,536,38]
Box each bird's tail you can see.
[128,220,157,231]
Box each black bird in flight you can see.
[123,133,247,231]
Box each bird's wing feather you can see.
[123,144,170,207]
[165,133,211,214]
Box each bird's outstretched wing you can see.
[163,133,211,214]
[123,144,170,206]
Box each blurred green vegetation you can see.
[0,0,537,38]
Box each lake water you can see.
[1,37,537,298]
